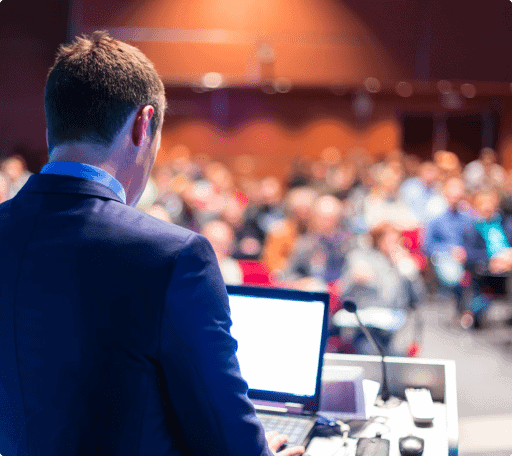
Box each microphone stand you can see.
[343,300,399,408]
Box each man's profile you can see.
[0,31,303,456]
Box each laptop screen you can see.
[226,285,328,408]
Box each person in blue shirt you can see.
[466,188,512,272]
[425,177,474,316]
[464,187,512,327]
[399,161,447,226]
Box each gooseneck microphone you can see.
[343,299,390,402]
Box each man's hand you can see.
[266,431,305,456]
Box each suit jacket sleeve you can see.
[159,232,272,456]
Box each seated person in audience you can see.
[1,155,32,198]
[222,194,266,260]
[281,195,351,290]
[464,148,506,193]
[339,223,424,354]
[244,176,286,237]
[364,162,419,231]
[261,186,318,273]
[466,187,512,273]
[202,220,244,285]
[399,161,447,226]
[159,176,202,233]
[434,150,463,185]
[424,177,474,316]
[464,187,512,327]
[341,223,424,310]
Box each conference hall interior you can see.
[2,0,512,454]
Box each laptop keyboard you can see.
[257,413,315,447]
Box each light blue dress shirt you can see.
[40,161,127,204]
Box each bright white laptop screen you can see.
[228,293,325,398]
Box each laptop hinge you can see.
[253,400,304,414]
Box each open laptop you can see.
[226,285,329,448]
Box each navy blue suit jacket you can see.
[0,173,271,456]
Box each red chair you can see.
[238,260,274,286]
[402,228,427,271]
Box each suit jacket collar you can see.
[19,173,125,204]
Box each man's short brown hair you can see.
[45,31,166,151]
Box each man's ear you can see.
[132,105,154,147]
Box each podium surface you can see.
[310,354,458,456]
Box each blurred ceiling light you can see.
[437,80,452,94]
[202,72,223,89]
[274,77,292,93]
[461,83,476,98]
[396,81,413,97]
[258,43,275,63]
[364,77,381,93]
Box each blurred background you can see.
[2,1,512,454]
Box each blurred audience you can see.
[339,223,425,354]
[112,145,512,338]
[341,223,424,310]
[145,203,173,223]
[244,176,286,236]
[425,177,473,317]
[1,155,32,198]
[4,143,512,336]
[365,162,419,230]
[434,150,462,184]
[282,195,351,289]
[463,187,512,327]
[399,161,447,225]
[0,171,11,204]
[466,187,512,273]
[202,220,243,285]
[464,148,506,192]
[262,186,318,273]
[222,194,265,260]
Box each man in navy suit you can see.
[0,31,303,456]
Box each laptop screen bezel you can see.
[226,284,329,414]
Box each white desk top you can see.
[307,400,448,456]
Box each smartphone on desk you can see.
[355,437,389,456]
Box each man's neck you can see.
[49,144,118,181]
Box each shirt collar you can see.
[40,161,127,204]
